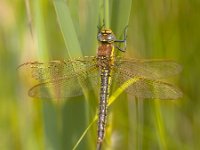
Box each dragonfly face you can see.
[97,29,116,43]
[18,27,182,150]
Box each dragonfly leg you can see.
[114,26,128,52]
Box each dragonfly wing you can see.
[19,56,100,98]
[112,69,182,100]
[114,57,182,79]
[28,66,99,98]
[18,56,97,82]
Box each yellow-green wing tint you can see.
[18,56,99,98]
[112,71,182,100]
[27,75,90,98]
[112,58,182,99]
[115,58,182,79]
[19,57,182,99]
[18,56,97,82]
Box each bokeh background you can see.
[0,0,200,150]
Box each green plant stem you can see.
[34,0,49,60]
[104,0,110,28]
[154,102,167,150]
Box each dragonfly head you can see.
[97,29,116,43]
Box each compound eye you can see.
[106,34,115,42]
[97,33,103,41]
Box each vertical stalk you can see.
[33,0,49,60]
[154,101,167,150]
[104,0,110,28]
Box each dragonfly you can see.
[18,27,182,150]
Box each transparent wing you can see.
[114,58,182,79]
[18,56,97,82]
[112,69,182,99]
[28,70,99,98]
[18,56,100,98]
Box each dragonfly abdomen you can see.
[97,68,112,148]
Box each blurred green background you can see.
[0,0,200,150]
